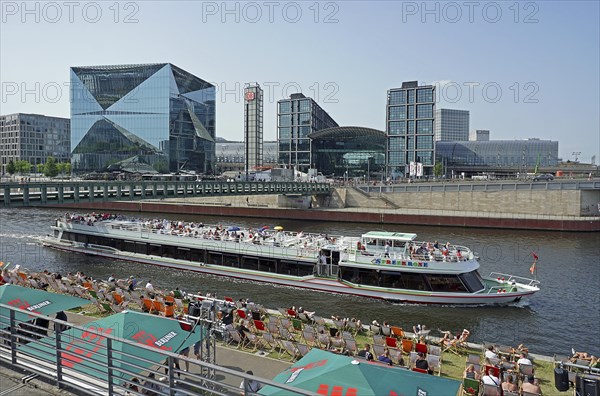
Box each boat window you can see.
[149,244,162,256]
[399,272,431,291]
[379,271,403,288]
[136,243,148,255]
[259,258,276,273]
[426,274,468,293]
[208,252,222,266]
[392,241,406,248]
[190,249,204,263]
[241,256,259,271]
[178,247,191,261]
[123,241,136,253]
[223,254,239,267]
[460,271,485,292]
[340,267,359,283]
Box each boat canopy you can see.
[361,231,417,242]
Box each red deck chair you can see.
[287,308,297,318]
[254,319,266,332]
[415,343,428,355]
[224,296,234,303]
[412,367,428,374]
[485,365,500,378]
[237,309,247,320]
[385,337,398,349]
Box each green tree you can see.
[57,162,71,176]
[15,160,32,175]
[6,160,16,175]
[433,162,443,178]
[43,156,59,177]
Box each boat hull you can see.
[42,238,538,305]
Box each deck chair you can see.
[372,344,386,357]
[415,343,428,355]
[467,354,481,365]
[261,332,280,352]
[281,340,300,360]
[280,326,295,341]
[227,329,246,348]
[373,335,386,346]
[112,292,125,305]
[518,363,534,379]
[317,333,331,349]
[412,367,428,374]
[297,312,310,322]
[160,304,174,317]
[244,333,264,352]
[401,338,414,354]
[237,309,248,320]
[224,296,234,303]
[481,384,501,396]
[427,354,442,376]
[502,391,519,396]
[385,337,399,349]
[390,326,404,339]
[267,322,280,336]
[369,324,381,336]
[462,378,480,395]
[333,319,345,331]
[343,337,358,355]
[291,318,303,332]
[296,343,310,357]
[142,298,155,313]
[280,318,292,330]
[484,365,500,379]
[521,392,542,396]
[408,351,418,368]
[100,302,114,313]
[152,300,165,314]
[429,345,442,356]
[381,325,392,337]
[253,319,267,333]
[312,315,326,326]
[287,308,297,318]
[302,330,318,347]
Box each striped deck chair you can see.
[373,335,386,346]
[427,354,442,376]
[296,343,311,357]
[343,337,358,356]
[261,332,280,353]
[302,329,318,347]
[317,333,331,349]
[281,340,300,360]
[372,344,386,357]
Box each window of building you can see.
[417,88,434,103]
[407,90,415,104]
[407,105,415,119]
[416,120,433,134]
[279,114,291,126]
[388,106,406,120]
[299,100,310,112]
[279,101,291,114]
[416,135,433,149]
[416,104,433,118]
[389,90,406,105]
[388,121,406,135]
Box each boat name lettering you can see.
[371,258,428,268]
[27,300,51,311]
[155,331,177,347]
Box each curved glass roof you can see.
[308,126,386,140]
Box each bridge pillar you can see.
[129,183,135,200]
[3,186,9,207]
[22,185,30,206]
[88,184,94,202]
[73,184,80,203]
[57,185,64,204]
[152,183,157,198]
[41,185,47,205]
[103,184,108,202]
[116,184,122,199]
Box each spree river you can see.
[1,207,598,356]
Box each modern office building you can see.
[309,126,386,178]
[70,63,216,174]
[435,138,559,175]
[470,130,490,141]
[216,140,277,174]
[386,81,436,178]
[434,108,469,141]
[244,83,263,174]
[0,113,70,174]
[277,93,338,172]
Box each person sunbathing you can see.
[571,350,592,362]
[464,364,480,380]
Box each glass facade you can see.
[71,63,216,173]
[386,81,436,178]
[434,108,470,141]
[435,139,559,171]
[309,127,386,178]
[277,93,338,172]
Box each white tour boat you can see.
[42,214,540,305]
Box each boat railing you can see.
[488,272,541,288]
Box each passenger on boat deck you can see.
[481,369,500,386]
[433,241,439,249]
[108,274,116,283]
[571,351,592,361]
[456,249,463,260]
[485,344,499,360]
[128,276,138,291]
[378,349,393,366]
[415,352,430,373]
[146,280,155,297]
[464,364,480,380]
[357,344,373,361]
[384,242,390,258]
[517,351,532,367]
[297,307,315,319]
[502,374,518,392]
[520,375,542,395]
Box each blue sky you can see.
[1,1,598,162]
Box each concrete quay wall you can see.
[344,188,600,217]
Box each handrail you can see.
[487,272,541,288]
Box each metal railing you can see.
[0,303,317,396]
[0,181,331,208]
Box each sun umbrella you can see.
[260,349,461,396]
[274,226,284,231]
[18,310,206,382]
[227,226,241,232]
[260,225,269,230]
[0,284,89,329]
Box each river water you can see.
[1,207,598,356]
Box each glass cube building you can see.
[277,93,338,172]
[434,108,469,141]
[386,81,436,178]
[70,63,216,173]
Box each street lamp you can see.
[367,156,371,185]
